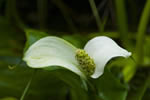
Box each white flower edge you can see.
[23,36,85,78]
[84,36,131,78]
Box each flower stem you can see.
[115,0,129,47]
[37,0,48,29]
[52,0,77,33]
[136,0,150,66]
[138,75,150,100]
[88,0,102,32]
[20,70,36,100]
[5,0,26,29]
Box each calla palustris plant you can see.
[23,36,131,79]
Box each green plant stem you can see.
[138,75,150,100]
[115,0,129,47]
[136,0,150,66]
[88,0,102,32]
[5,0,26,29]
[37,0,48,29]
[5,0,11,21]
[52,0,77,33]
[20,70,36,100]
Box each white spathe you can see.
[23,36,131,79]
[84,36,131,78]
[23,36,85,78]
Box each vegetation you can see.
[0,0,150,100]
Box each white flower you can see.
[23,36,131,79]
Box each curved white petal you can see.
[23,36,84,77]
[84,36,131,78]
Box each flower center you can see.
[75,49,96,76]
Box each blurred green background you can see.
[0,0,150,100]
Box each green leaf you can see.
[62,34,87,48]
[0,61,71,100]
[94,68,128,100]
[0,16,22,56]
[0,97,17,100]
[53,69,89,100]
[24,29,48,52]
[127,67,150,100]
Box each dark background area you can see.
[0,0,147,32]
